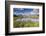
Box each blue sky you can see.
[13,8,33,15]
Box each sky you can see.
[13,8,39,16]
[13,8,33,15]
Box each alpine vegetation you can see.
[13,8,39,28]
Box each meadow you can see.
[13,15,39,28]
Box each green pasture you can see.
[13,16,39,28]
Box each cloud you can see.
[14,9,39,16]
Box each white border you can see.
[9,5,43,33]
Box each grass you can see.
[30,16,39,18]
[13,21,39,28]
[13,16,39,28]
